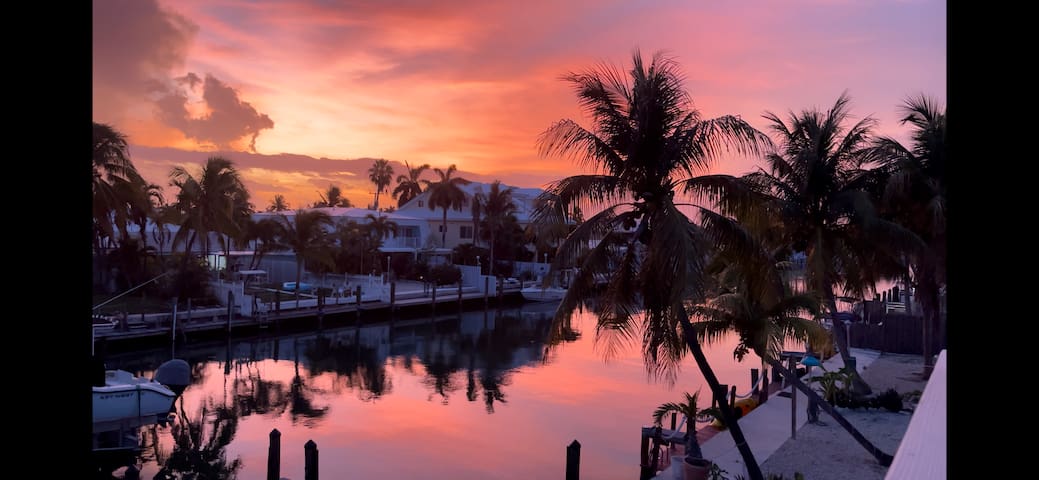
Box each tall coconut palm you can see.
[267,194,290,212]
[470,188,484,248]
[422,164,471,248]
[532,50,771,479]
[741,92,920,395]
[128,182,165,250]
[314,185,351,208]
[479,181,517,276]
[691,209,894,465]
[277,210,335,299]
[860,95,946,377]
[169,157,249,263]
[93,122,148,255]
[392,161,430,208]
[239,217,286,270]
[368,159,394,211]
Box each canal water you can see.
[98,302,775,479]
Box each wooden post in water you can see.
[227,290,234,334]
[267,429,281,480]
[355,285,362,323]
[730,385,737,410]
[187,297,192,324]
[431,283,437,316]
[304,439,319,480]
[316,292,324,330]
[670,412,677,431]
[566,439,581,480]
[750,368,759,396]
[484,276,490,308]
[389,282,396,312]
[497,276,503,303]
[458,281,463,307]
[639,427,651,471]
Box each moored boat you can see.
[93,369,178,424]
[520,285,567,302]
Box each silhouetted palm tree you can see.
[860,94,946,377]
[93,122,149,256]
[169,157,249,261]
[689,212,894,465]
[532,49,770,479]
[423,164,471,247]
[277,210,335,299]
[478,181,517,276]
[741,92,919,395]
[365,213,399,241]
[652,390,708,460]
[392,161,430,208]
[314,184,351,208]
[267,194,290,212]
[368,158,394,210]
[240,217,286,270]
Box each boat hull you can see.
[93,381,177,423]
[520,287,566,302]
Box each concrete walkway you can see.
[653,348,882,480]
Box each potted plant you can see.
[652,390,715,480]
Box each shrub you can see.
[429,264,462,285]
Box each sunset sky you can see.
[93,0,946,210]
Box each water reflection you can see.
[152,397,243,479]
[97,302,764,479]
[98,302,572,477]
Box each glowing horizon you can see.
[94,0,946,209]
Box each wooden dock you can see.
[94,284,525,347]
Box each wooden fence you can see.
[848,313,943,355]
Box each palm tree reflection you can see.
[152,397,243,479]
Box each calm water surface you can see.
[101,302,769,479]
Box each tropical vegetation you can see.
[532,49,772,479]
[422,164,471,248]
[368,158,394,210]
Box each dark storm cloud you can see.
[155,74,275,151]
[93,0,274,150]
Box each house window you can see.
[460,225,473,239]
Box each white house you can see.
[115,181,546,282]
[393,181,544,251]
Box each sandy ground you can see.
[758,353,929,480]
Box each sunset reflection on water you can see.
[103,302,768,479]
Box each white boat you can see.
[93,370,178,424]
[520,285,567,302]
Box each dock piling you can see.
[566,439,581,480]
[304,439,318,480]
[267,429,281,480]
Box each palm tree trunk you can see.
[916,267,940,379]
[489,231,496,276]
[764,357,893,466]
[441,209,448,247]
[824,287,872,396]
[677,308,764,480]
